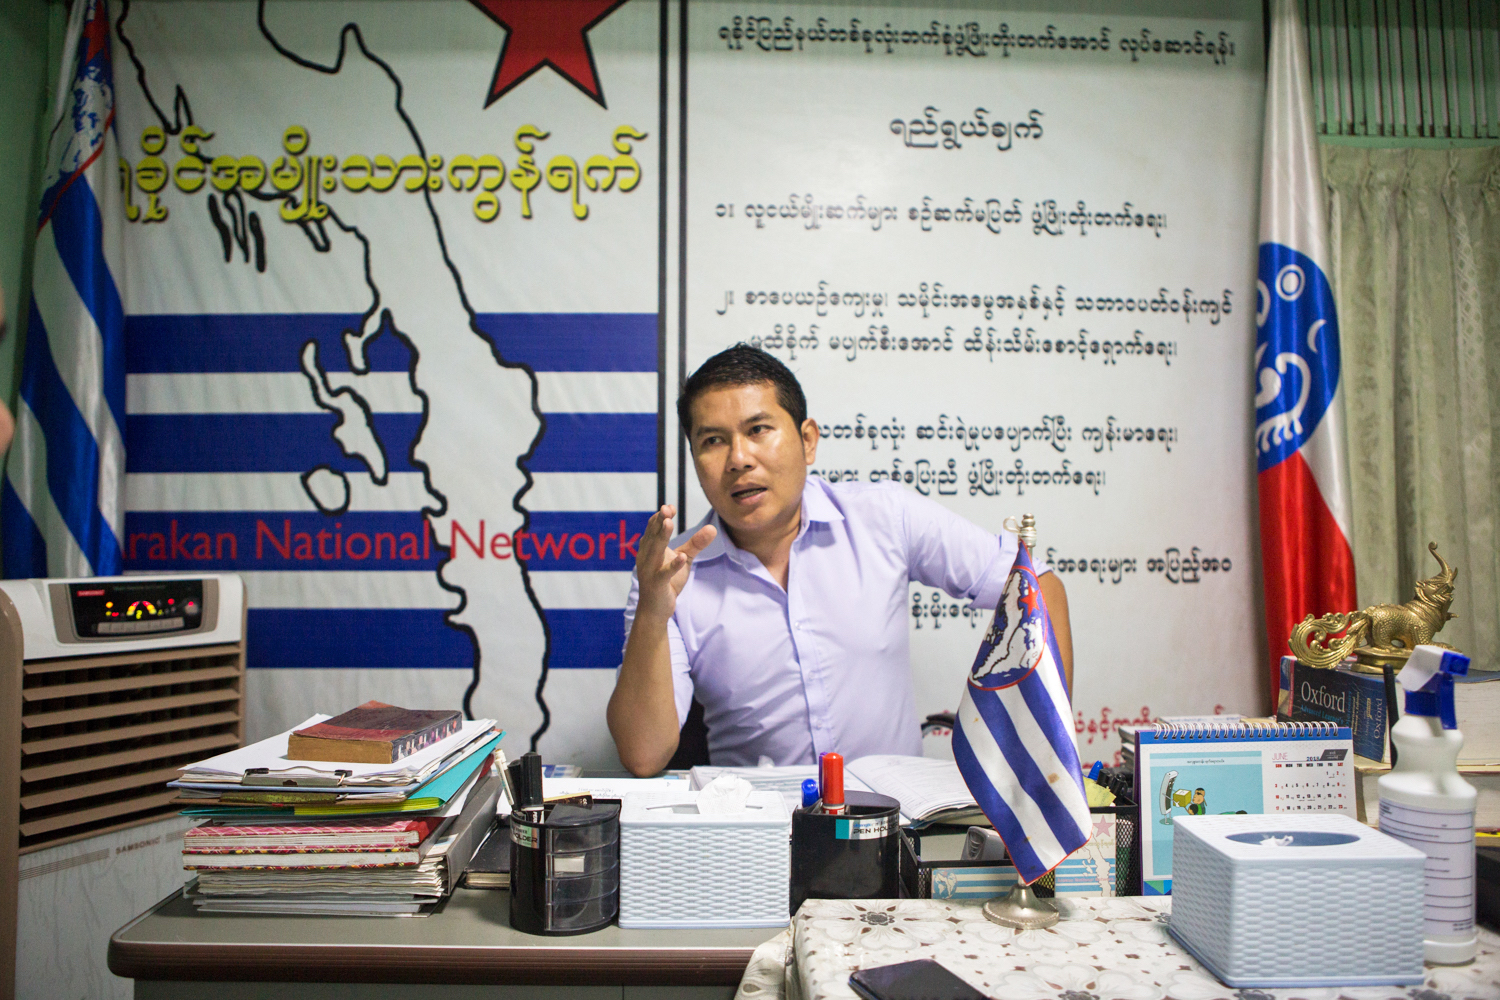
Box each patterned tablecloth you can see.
[735,897,1500,1000]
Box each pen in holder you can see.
[509,800,621,935]
[789,790,901,915]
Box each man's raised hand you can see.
[634,504,717,621]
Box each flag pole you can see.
[982,513,1061,930]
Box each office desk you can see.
[744,896,1500,1000]
[108,887,782,1000]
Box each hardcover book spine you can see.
[1289,661,1388,762]
[1277,656,1295,720]
[1346,668,1389,763]
[287,714,463,763]
[389,715,464,762]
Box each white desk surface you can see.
[740,896,1500,1000]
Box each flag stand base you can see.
[982,882,1058,929]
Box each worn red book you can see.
[287,702,462,764]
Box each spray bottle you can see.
[1377,644,1477,964]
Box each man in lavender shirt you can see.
[607,345,1072,776]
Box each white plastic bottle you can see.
[1377,645,1477,965]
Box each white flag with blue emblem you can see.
[953,543,1091,885]
[2,0,126,578]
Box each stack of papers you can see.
[175,717,499,795]
[187,854,449,915]
[172,713,503,916]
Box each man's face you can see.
[689,382,818,546]
[1191,789,1205,805]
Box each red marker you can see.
[819,752,846,815]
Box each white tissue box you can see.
[1168,813,1425,988]
[618,790,790,928]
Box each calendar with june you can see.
[1135,720,1355,895]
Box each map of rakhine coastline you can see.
[113,0,654,748]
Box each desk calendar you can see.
[1135,720,1354,895]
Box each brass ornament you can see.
[1289,543,1460,672]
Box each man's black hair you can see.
[677,343,807,437]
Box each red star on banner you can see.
[82,0,111,66]
[469,0,628,108]
[1017,574,1042,619]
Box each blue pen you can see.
[801,778,820,809]
[1088,760,1103,782]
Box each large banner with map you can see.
[113,0,664,764]
[109,0,1264,767]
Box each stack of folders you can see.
[171,706,504,916]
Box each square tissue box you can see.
[1168,813,1425,988]
[618,790,790,928]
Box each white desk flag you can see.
[953,543,1090,885]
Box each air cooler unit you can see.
[0,574,244,1000]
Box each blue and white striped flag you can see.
[953,543,1091,884]
[2,0,126,578]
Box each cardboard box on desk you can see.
[1354,758,1500,829]
[618,790,789,929]
[900,798,1139,900]
[1168,813,1425,988]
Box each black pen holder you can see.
[789,790,901,915]
[509,801,620,935]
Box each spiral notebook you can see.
[1135,719,1354,895]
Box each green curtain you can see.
[1323,146,1500,672]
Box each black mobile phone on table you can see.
[848,960,987,1000]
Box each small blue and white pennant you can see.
[953,542,1091,885]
